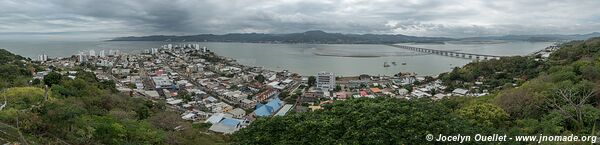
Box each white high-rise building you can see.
[89,50,96,57]
[151,48,159,54]
[167,44,173,49]
[202,46,207,53]
[194,44,200,50]
[38,54,48,62]
[99,50,106,58]
[316,72,335,91]
[78,53,87,62]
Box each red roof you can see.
[360,91,368,96]
[370,88,382,93]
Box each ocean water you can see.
[0,40,552,76]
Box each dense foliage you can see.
[0,49,39,89]
[439,56,545,91]
[233,98,503,145]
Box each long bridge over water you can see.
[386,44,503,60]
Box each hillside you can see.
[0,49,39,89]
[461,32,600,42]
[232,37,600,144]
[0,50,229,144]
[110,30,454,44]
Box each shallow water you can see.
[0,40,552,76]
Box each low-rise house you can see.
[207,102,233,113]
[255,89,279,102]
[224,91,248,103]
[398,88,409,96]
[433,94,446,100]
[166,98,183,105]
[452,88,469,96]
[335,92,348,100]
[281,79,293,84]
[308,105,322,111]
[359,90,368,97]
[347,80,368,89]
[411,90,431,98]
[152,76,174,89]
[240,99,256,109]
[208,118,242,134]
[33,71,49,80]
[228,108,246,119]
[181,112,197,121]
[143,90,160,99]
[203,96,218,103]
[370,88,382,94]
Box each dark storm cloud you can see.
[0,0,599,40]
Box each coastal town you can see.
[3,0,600,144]
[33,43,559,135]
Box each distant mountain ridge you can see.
[111,30,600,44]
[110,30,454,44]
[461,32,600,42]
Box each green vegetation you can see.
[0,49,228,144]
[439,56,545,91]
[334,84,342,91]
[0,49,39,89]
[254,74,266,83]
[307,76,316,88]
[233,98,503,144]
[233,37,600,144]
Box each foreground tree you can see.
[43,71,62,87]
[233,98,495,145]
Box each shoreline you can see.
[6,41,554,77]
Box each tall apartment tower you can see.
[38,54,48,62]
[316,71,335,91]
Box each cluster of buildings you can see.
[39,43,301,134]
[534,45,561,59]
[36,42,506,135]
[295,71,491,111]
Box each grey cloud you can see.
[0,0,599,40]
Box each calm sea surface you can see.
[0,40,553,76]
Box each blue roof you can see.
[255,103,264,109]
[266,97,282,111]
[255,105,273,117]
[220,118,240,127]
[254,97,282,117]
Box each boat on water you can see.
[401,62,407,65]
[384,62,390,67]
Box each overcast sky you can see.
[1,0,599,40]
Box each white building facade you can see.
[316,71,335,91]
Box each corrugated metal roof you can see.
[221,118,240,127]
[205,113,225,124]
